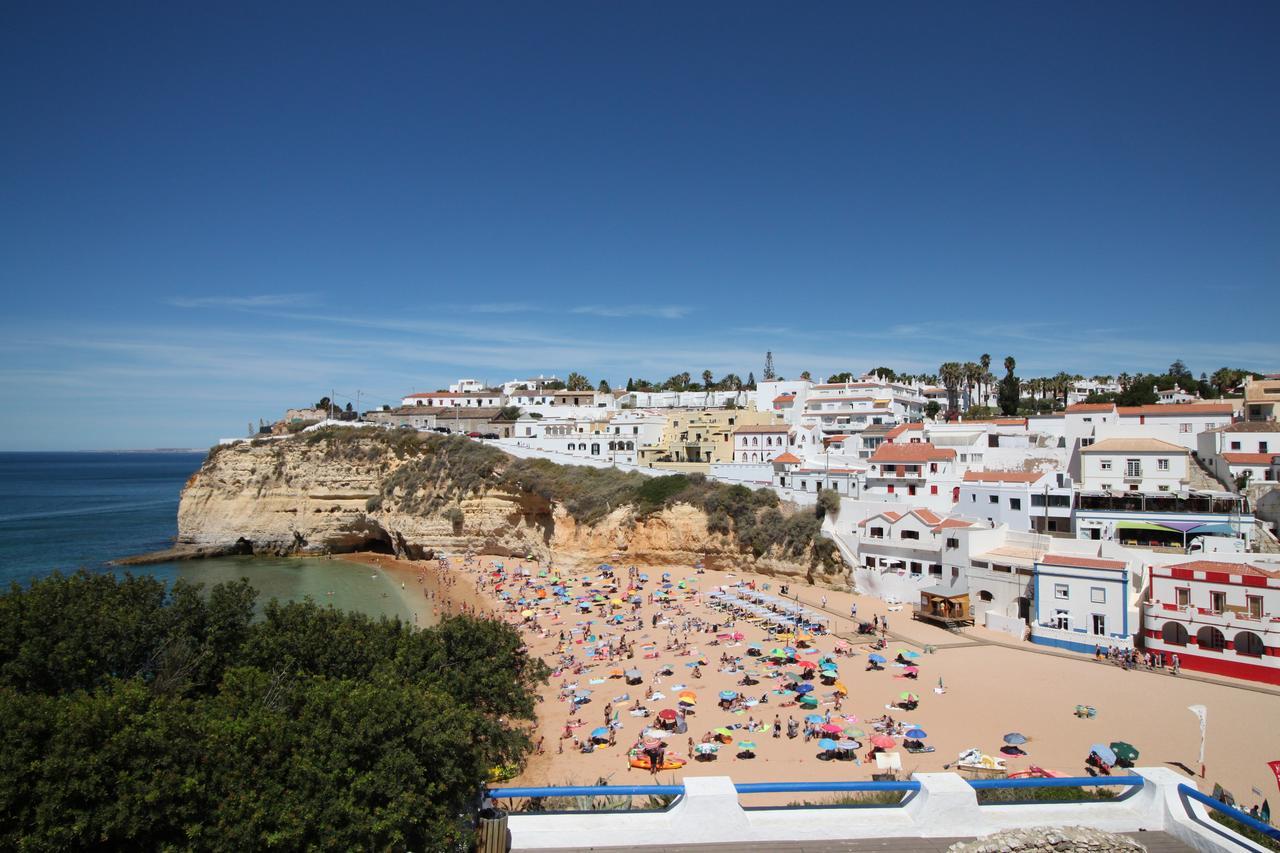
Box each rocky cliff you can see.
[173,429,843,581]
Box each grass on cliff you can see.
[287,428,839,568]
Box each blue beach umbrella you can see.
[805,714,825,724]
[1090,743,1117,765]
[1003,732,1027,745]
[795,684,814,695]
[868,654,886,664]
[905,728,928,739]
[818,738,838,751]
[719,690,738,700]
[591,727,609,741]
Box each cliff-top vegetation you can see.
[265,427,838,568]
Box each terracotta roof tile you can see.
[1168,560,1279,577]
[1116,403,1234,416]
[733,424,791,434]
[963,471,1047,483]
[1041,554,1127,571]
[870,442,955,463]
[1065,403,1116,413]
[1222,453,1278,465]
[1079,438,1187,453]
[772,452,802,464]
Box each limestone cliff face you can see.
[176,433,838,581]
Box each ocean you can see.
[0,451,415,621]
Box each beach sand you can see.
[349,549,1280,811]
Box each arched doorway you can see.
[1233,631,1264,657]
[1196,626,1225,652]
[1161,622,1189,646]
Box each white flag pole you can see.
[1188,705,1207,779]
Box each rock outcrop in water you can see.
[171,428,843,582]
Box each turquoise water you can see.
[0,452,415,620]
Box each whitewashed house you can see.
[1198,422,1280,488]
[731,424,793,463]
[1078,438,1189,492]
[1030,553,1138,654]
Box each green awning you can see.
[1116,521,1176,533]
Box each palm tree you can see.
[939,362,964,419]
[1117,372,1131,391]
[962,362,981,410]
[980,353,991,405]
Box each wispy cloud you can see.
[571,305,692,319]
[168,293,315,309]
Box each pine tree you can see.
[746,372,756,389]
[626,378,634,392]
[763,352,775,381]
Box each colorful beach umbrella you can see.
[591,727,610,741]
[1003,732,1027,745]
[836,739,859,751]
[869,735,896,749]
[738,741,757,751]
[694,743,719,754]
[1090,743,1118,765]
[714,727,734,738]
[820,723,843,734]
[719,690,738,700]
[898,691,918,701]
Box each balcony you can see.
[1141,601,1274,629]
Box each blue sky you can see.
[1,2,1276,450]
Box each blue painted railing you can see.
[967,775,1144,791]
[487,784,683,798]
[1179,783,1280,844]
[736,780,920,794]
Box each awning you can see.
[1116,521,1177,533]
[1191,523,1238,536]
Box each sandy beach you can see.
[345,549,1280,812]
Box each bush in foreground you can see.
[0,571,547,851]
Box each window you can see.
[946,537,959,549]
[1090,587,1106,604]
[1091,613,1106,635]
[1210,591,1226,613]
[1180,423,1193,433]
[887,484,894,494]
[1054,584,1069,600]
[910,562,922,574]
[870,526,884,539]
[908,485,917,496]
[1261,441,1269,452]
[1230,441,1241,451]
[1247,595,1263,618]
[1175,587,1190,607]
[1125,459,1141,477]
[929,565,942,576]
[1100,460,1112,471]
[970,494,976,502]
[1157,458,1169,471]
[1235,631,1265,657]
[1010,498,1021,510]
[989,495,999,504]
[901,530,920,540]
[1080,437,1094,448]
[993,564,1011,573]
[930,485,938,495]
[1053,610,1069,629]
[978,590,994,602]
[1162,622,1189,645]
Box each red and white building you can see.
[1141,559,1280,685]
[863,442,960,507]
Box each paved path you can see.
[527,831,1194,852]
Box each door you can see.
[1091,614,1106,636]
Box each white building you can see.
[1078,438,1189,493]
[730,424,792,463]
[863,441,961,507]
[1198,422,1280,488]
[401,390,505,408]
[1030,553,1138,654]
[849,506,982,603]
[956,470,1072,533]
[448,378,487,394]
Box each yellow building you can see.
[638,408,783,471]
